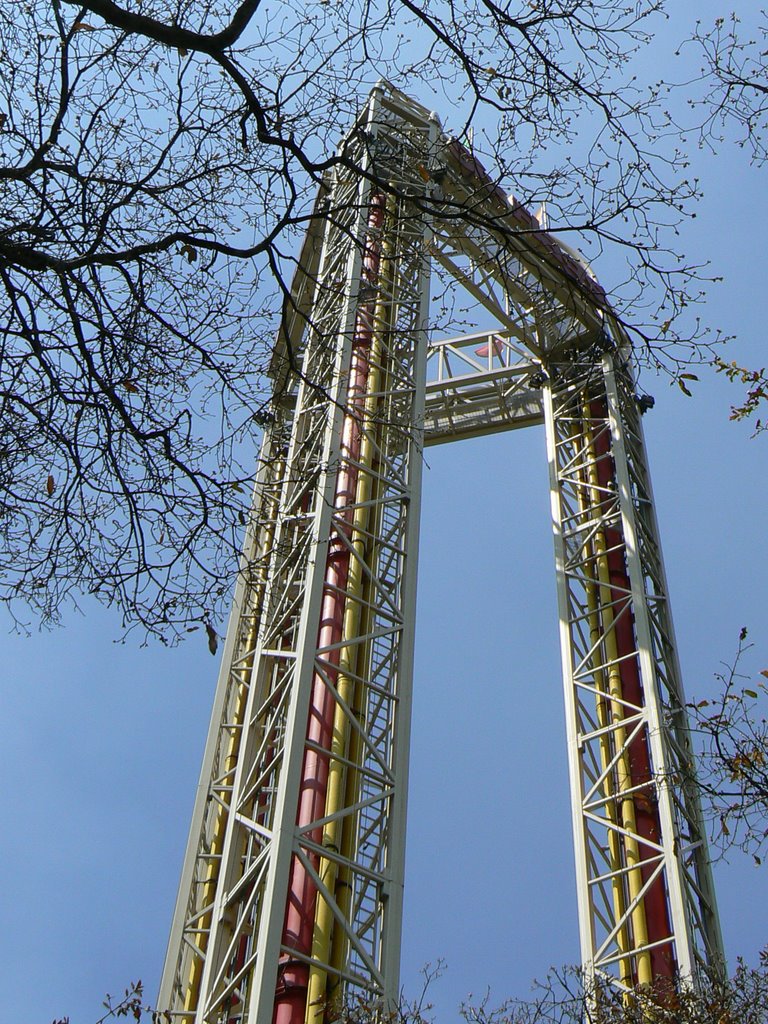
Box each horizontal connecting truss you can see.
[159,82,724,1024]
[424,330,543,444]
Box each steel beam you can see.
[159,83,436,1024]
[160,82,724,1024]
[544,341,723,995]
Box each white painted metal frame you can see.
[544,345,723,994]
[424,330,542,444]
[160,81,724,1024]
[603,347,723,974]
[159,84,437,1024]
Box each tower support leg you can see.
[544,344,724,998]
[158,85,436,1024]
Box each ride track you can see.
[158,82,724,1024]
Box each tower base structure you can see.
[159,83,723,1024]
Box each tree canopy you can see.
[0,1,753,637]
[687,629,768,866]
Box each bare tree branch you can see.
[0,1,719,638]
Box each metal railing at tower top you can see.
[158,81,724,1024]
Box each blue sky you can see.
[2,6,767,1023]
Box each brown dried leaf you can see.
[205,623,218,656]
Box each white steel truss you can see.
[544,342,723,994]
[159,84,437,1024]
[159,83,724,1024]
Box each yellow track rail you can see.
[305,202,397,1023]
[577,405,652,990]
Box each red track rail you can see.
[590,396,675,985]
[273,196,386,1024]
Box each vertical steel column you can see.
[159,85,436,1024]
[601,344,724,977]
[157,392,295,1019]
[545,345,724,997]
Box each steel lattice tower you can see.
[159,83,724,1024]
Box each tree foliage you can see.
[688,12,768,167]
[713,358,768,436]
[688,629,768,864]
[55,956,768,1024]
[0,1,718,637]
[335,959,768,1024]
[458,964,768,1024]
[53,980,147,1024]
[684,12,768,430]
